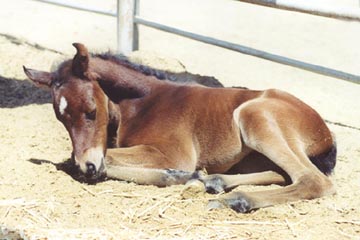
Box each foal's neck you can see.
[91,58,160,102]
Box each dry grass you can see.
[1,35,360,240]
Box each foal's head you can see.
[23,43,108,180]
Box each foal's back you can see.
[116,83,259,145]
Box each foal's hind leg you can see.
[211,103,335,212]
[200,171,286,194]
[201,153,289,193]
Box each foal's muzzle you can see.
[85,159,105,179]
[72,147,106,181]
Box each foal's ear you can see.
[23,66,53,89]
[72,42,89,78]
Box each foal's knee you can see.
[296,173,335,199]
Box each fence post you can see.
[117,0,135,54]
[133,0,140,51]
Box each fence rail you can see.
[135,17,360,84]
[33,0,117,16]
[31,0,360,84]
[237,0,360,21]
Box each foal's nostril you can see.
[85,162,97,177]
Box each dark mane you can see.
[94,53,168,80]
[94,53,224,88]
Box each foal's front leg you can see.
[105,145,200,187]
[106,166,201,187]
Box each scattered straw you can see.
[112,191,174,200]
[337,227,360,239]
[0,181,17,186]
[183,223,193,235]
[0,198,37,207]
[136,200,165,219]
[285,218,297,238]
[22,209,42,224]
[80,185,97,196]
[335,220,360,225]
[112,193,148,198]
[97,189,114,195]
[23,208,51,225]
[153,228,164,238]
[119,208,134,223]
[287,203,301,216]
[265,226,291,237]
[1,206,12,220]
[158,199,177,216]
[214,220,287,226]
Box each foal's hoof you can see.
[181,179,206,199]
[208,192,254,213]
[203,175,226,194]
[226,197,252,213]
[207,199,226,210]
[190,170,207,180]
[224,193,253,213]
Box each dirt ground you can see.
[1,0,360,239]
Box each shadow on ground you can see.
[28,158,106,185]
[0,76,51,108]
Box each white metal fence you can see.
[32,0,360,84]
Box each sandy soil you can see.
[1,0,360,239]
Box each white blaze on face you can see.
[59,96,68,115]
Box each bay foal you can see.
[24,43,336,212]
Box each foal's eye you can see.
[85,109,96,121]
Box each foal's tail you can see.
[309,139,337,176]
